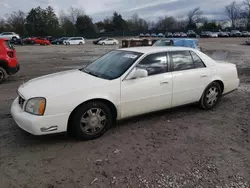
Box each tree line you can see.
[0,0,250,37]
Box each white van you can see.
[64,37,85,45]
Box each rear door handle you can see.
[160,80,169,84]
[201,74,208,78]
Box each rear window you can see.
[4,41,14,50]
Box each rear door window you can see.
[170,51,195,71]
[190,51,206,68]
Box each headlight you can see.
[25,97,46,115]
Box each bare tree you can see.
[242,0,250,28]
[225,1,241,28]
[156,16,177,30]
[58,10,75,36]
[127,13,148,31]
[67,6,85,24]
[0,18,6,32]
[187,7,203,25]
[5,11,26,35]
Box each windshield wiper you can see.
[82,68,100,78]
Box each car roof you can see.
[118,46,195,54]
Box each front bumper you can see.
[11,97,70,135]
[7,64,20,75]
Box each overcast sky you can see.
[0,0,242,22]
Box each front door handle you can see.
[160,80,169,85]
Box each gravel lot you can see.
[0,38,250,188]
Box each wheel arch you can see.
[200,79,224,101]
[0,60,8,71]
[67,98,118,131]
[213,80,224,93]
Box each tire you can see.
[200,82,222,110]
[12,36,17,41]
[0,67,7,84]
[68,101,113,140]
[79,42,83,45]
[113,42,116,45]
[102,42,105,45]
[57,42,59,45]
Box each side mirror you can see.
[126,68,148,80]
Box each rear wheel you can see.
[102,42,105,45]
[200,82,222,110]
[68,101,113,140]
[0,67,7,84]
[113,42,116,45]
[79,42,83,45]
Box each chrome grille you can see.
[18,96,25,108]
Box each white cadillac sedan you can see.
[11,47,239,140]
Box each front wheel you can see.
[102,42,105,45]
[200,82,222,110]
[68,101,113,140]
[0,67,7,84]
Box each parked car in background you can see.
[64,37,85,45]
[173,32,181,37]
[0,32,20,40]
[211,32,219,38]
[230,30,242,37]
[242,31,250,37]
[24,37,51,45]
[0,39,19,83]
[139,33,144,37]
[45,36,58,42]
[218,32,229,37]
[165,32,173,38]
[9,38,24,45]
[157,33,164,37]
[153,38,201,50]
[51,37,69,45]
[180,32,187,37]
[187,30,198,38]
[93,37,107,44]
[11,46,239,140]
[200,31,212,38]
[98,38,119,45]
[145,33,151,37]
[151,33,157,37]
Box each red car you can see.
[24,37,51,45]
[0,39,19,83]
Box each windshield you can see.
[81,50,142,80]
[153,39,172,46]
[59,37,68,40]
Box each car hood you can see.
[18,69,108,99]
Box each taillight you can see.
[7,51,14,58]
